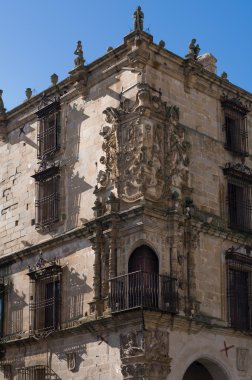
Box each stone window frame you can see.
[17,365,47,380]
[27,258,62,337]
[31,165,60,230]
[226,249,252,331]
[223,163,252,233]
[221,95,249,157]
[0,279,5,339]
[36,98,61,161]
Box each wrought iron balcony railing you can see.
[109,271,178,313]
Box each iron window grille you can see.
[17,365,60,380]
[0,279,5,339]
[224,163,252,233]
[226,250,252,331]
[1,365,11,380]
[27,256,61,337]
[36,98,61,160]
[31,166,60,229]
[221,95,249,156]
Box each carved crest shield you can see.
[236,348,249,371]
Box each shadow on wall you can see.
[6,283,28,337]
[64,103,92,230]
[61,266,92,326]
[54,342,87,373]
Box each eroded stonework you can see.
[120,330,171,379]
[98,83,190,206]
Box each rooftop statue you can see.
[186,38,200,60]
[74,41,85,67]
[0,90,6,115]
[133,6,144,31]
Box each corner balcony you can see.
[109,270,178,314]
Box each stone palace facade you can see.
[0,6,251,380]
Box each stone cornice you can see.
[0,309,249,350]
[0,224,89,266]
[5,30,252,131]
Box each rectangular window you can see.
[226,252,252,331]
[224,163,252,233]
[28,263,61,335]
[0,280,5,338]
[17,366,46,380]
[32,166,60,229]
[36,100,60,160]
[222,96,249,156]
[227,180,252,233]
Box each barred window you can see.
[224,163,252,233]
[36,98,60,160]
[17,366,46,380]
[226,251,252,331]
[0,280,4,338]
[222,95,249,156]
[32,166,60,229]
[27,258,61,336]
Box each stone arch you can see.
[127,239,161,272]
[128,244,159,274]
[127,244,160,309]
[181,357,231,380]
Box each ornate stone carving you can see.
[74,41,85,67]
[133,6,144,31]
[144,330,169,361]
[120,330,171,379]
[120,331,144,359]
[185,38,200,60]
[0,90,6,115]
[236,348,249,372]
[98,84,190,205]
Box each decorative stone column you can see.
[89,227,103,316]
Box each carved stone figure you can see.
[97,170,108,187]
[120,331,144,358]
[120,330,171,379]
[145,330,169,361]
[133,6,144,31]
[186,38,200,60]
[0,90,6,115]
[74,41,85,67]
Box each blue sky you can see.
[1,0,252,111]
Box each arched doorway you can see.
[128,245,159,308]
[182,359,229,380]
[183,361,213,380]
[128,245,159,274]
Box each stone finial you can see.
[220,71,228,81]
[133,6,144,31]
[107,46,113,52]
[158,40,166,48]
[51,73,58,86]
[74,41,85,67]
[197,53,217,74]
[25,88,32,100]
[0,90,6,115]
[185,38,200,60]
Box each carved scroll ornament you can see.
[98,84,190,203]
